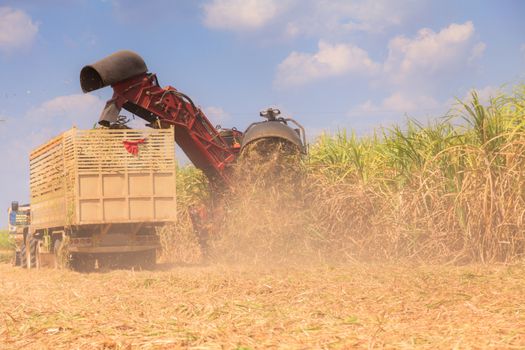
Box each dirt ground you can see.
[1,262,524,350]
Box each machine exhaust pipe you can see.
[80,50,148,93]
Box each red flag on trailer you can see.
[123,138,146,156]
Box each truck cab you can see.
[7,201,30,266]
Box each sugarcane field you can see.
[1,1,525,349]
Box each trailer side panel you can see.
[30,128,176,231]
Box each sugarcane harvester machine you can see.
[80,50,306,241]
[81,51,306,184]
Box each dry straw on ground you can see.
[1,263,524,349]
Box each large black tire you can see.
[20,240,27,268]
[28,237,38,268]
[70,253,95,272]
[13,251,21,267]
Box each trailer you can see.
[24,127,176,270]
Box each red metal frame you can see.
[107,73,241,184]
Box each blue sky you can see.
[0,0,524,227]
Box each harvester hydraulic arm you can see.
[102,73,238,184]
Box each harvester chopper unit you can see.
[80,50,306,186]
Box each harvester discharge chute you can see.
[81,50,148,93]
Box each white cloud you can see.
[204,106,230,125]
[285,0,420,38]
[351,92,440,117]
[27,94,105,128]
[461,85,504,105]
[384,21,482,83]
[347,85,507,133]
[275,41,379,87]
[0,7,38,53]
[202,0,422,36]
[469,42,486,62]
[275,22,484,89]
[345,92,445,133]
[203,0,282,30]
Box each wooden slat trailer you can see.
[25,127,176,270]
